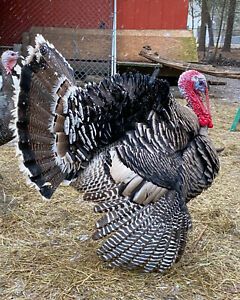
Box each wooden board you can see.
[22,27,112,60]
[140,47,240,79]
[22,27,198,63]
[117,30,198,62]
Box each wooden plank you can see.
[117,61,162,68]
[22,27,197,63]
[117,29,198,62]
[139,47,240,79]
[22,27,112,60]
[208,80,226,85]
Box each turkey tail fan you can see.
[14,34,76,198]
[93,190,192,272]
[14,34,172,199]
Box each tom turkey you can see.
[14,35,220,272]
[0,50,20,145]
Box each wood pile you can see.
[140,47,240,79]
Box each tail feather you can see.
[29,101,53,123]
[14,35,76,198]
[20,149,53,162]
[14,34,171,199]
[94,191,191,272]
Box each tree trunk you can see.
[207,9,214,47]
[213,0,227,60]
[222,0,237,51]
[198,0,208,52]
[191,1,194,31]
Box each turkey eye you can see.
[11,53,15,56]
[40,45,48,55]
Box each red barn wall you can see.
[0,0,112,45]
[0,0,189,46]
[117,0,189,30]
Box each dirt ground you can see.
[0,98,239,300]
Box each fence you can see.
[0,0,114,82]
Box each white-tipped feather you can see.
[25,45,36,65]
[35,34,54,48]
[7,48,44,195]
[34,34,74,72]
[51,75,68,97]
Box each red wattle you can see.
[178,70,213,128]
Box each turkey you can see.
[14,35,220,273]
[0,50,20,145]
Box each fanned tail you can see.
[14,34,171,199]
[14,34,76,198]
[93,191,192,272]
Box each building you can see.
[0,0,196,79]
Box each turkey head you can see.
[178,70,213,128]
[1,50,19,74]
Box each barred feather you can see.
[95,191,191,272]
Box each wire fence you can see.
[0,0,114,82]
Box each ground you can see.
[0,98,239,300]
[202,49,240,102]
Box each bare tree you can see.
[222,0,237,51]
[206,7,214,47]
[198,0,208,52]
[213,0,227,59]
[189,0,202,30]
[189,0,195,30]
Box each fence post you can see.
[111,0,117,76]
